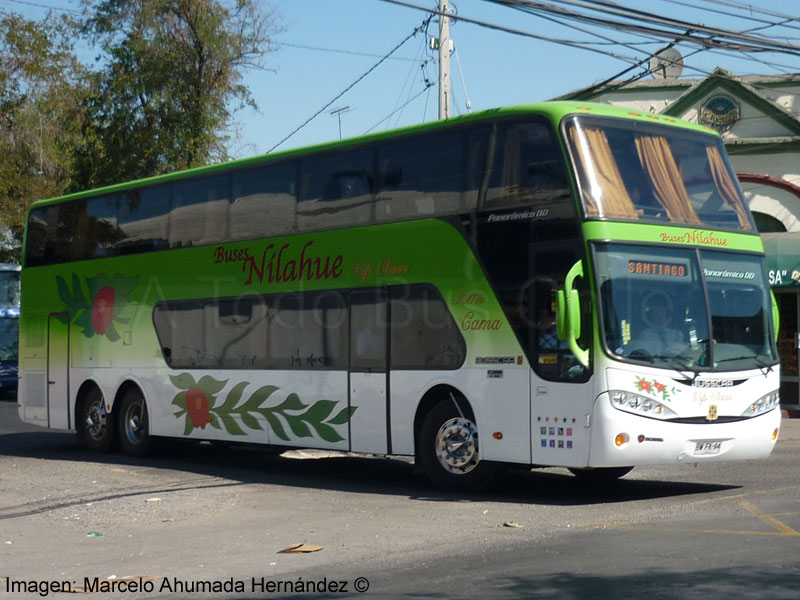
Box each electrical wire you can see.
[266,24,424,153]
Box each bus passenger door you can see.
[348,290,389,454]
[47,313,71,430]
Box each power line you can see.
[273,40,421,63]
[266,24,424,153]
[5,0,82,15]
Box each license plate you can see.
[694,441,722,455]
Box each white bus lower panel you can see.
[587,393,781,467]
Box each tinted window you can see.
[390,285,465,369]
[376,130,464,222]
[298,149,374,231]
[170,175,230,248]
[479,120,569,209]
[231,162,297,240]
[118,187,170,255]
[85,195,120,258]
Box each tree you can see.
[78,0,280,188]
[0,12,88,263]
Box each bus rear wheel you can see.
[77,386,114,453]
[117,388,151,457]
[418,399,496,490]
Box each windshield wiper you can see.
[653,355,701,383]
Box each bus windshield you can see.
[594,244,778,371]
[564,116,754,232]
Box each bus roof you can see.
[27,100,715,210]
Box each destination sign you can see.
[628,261,687,277]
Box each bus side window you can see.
[56,201,88,263]
[482,120,569,210]
[375,130,464,222]
[170,174,230,248]
[118,187,170,255]
[298,149,374,231]
[85,195,120,258]
[231,162,297,240]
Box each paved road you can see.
[1,398,798,599]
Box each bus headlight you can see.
[741,390,780,417]
[609,390,677,420]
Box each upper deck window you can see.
[564,116,753,232]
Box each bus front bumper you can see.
[586,394,781,467]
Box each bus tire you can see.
[418,399,496,490]
[77,386,115,453]
[568,466,633,482]
[117,388,151,457]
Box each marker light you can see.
[772,428,779,441]
[493,432,503,440]
[615,433,629,447]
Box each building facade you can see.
[563,67,800,408]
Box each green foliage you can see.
[78,0,279,188]
[0,1,279,257]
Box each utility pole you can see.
[438,0,451,120]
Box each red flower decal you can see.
[654,381,665,393]
[186,387,211,429]
[636,380,652,392]
[91,286,116,335]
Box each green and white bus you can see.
[19,101,781,488]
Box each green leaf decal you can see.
[327,406,357,425]
[172,390,188,410]
[169,376,358,441]
[197,375,227,396]
[302,399,337,424]
[220,416,246,436]
[263,412,289,441]
[286,417,312,438]
[240,412,262,431]
[313,422,344,443]
[170,373,197,390]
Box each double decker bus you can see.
[19,102,780,488]
[0,263,21,395]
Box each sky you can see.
[6,0,800,160]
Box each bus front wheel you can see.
[77,386,114,453]
[117,388,151,457]
[418,399,496,490]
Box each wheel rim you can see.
[435,417,480,475]
[123,399,146,444]
[85,397,108,443]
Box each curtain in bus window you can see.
[118,187,170,254]
[170,175,230,248]
[298,150,373,231]
[568,126,638,219]
[705,145,752,230]
[634,134,701,224]
[375,131,463,222]
[230,162,297,240]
